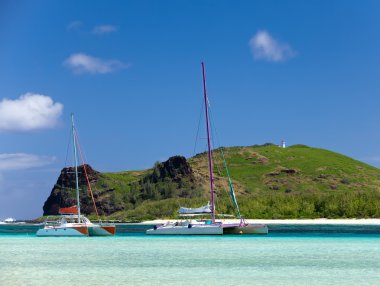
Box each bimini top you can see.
[59,206,78,214]
[179,202,212,214]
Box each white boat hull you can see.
[147,222,268,235]
[36,226,88,237]
[146,224,223,235]
[36,215,116,237]
[223,224,268,234]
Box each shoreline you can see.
[141,218,380,225]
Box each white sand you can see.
[142,218,380,225]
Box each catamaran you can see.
[147,63,268,235]
[36,114,116,237]
[0,218,16,224]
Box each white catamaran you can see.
[147,63,268,235]
[36,114,116,237]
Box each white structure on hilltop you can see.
[280,140,286,148]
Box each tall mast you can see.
[71,113,81,223]
[201,62,215,224]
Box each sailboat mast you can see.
[201,62,215,224]
[71,113,81,223]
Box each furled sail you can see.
[179,202,212,214]
[220,147,241,219]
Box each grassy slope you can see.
[211,144,380,194]
[93,145,380,220]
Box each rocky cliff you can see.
[42,156,200,216]
[42,164,101,215]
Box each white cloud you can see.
[0,93,63,131]
[92,25,118,34]
[249,30,296,62]
[64,53,128,74]
[0,153,56,171]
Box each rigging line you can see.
[73,124,104,219]
[220,144,241,218]
[210,132,235,214]
[207,106,233,215]
[220,146,241,218]
[193,97,205,156]
[64,125,72,168]
[59,125,71,201]
[208,105,224,177]
[74,128,100,221]
[61,123,75,198]
[208,103,241,218]
[75,125,104,208]
[74,125,105,220]
[62,125,78,199]
[211,146,229,190]
[73,125,88,164]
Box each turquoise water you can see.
[1,233,379,285]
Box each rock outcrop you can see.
[42,156,200,216]
[146,156,195,184]
[42,164,101,215]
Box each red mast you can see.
[201,62,215,224]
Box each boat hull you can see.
[88,224,116,236]
[146,222,268,235]
[223,224,268,234]
[36,226,89,237]
[146,224,223,235]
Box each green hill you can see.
[42,144,380,220]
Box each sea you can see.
[0,224,379,286]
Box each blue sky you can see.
[1,0,380,219]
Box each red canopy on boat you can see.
[59,206,78,214]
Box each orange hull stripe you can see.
[74,226,89,235]
[102,226,116,235]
